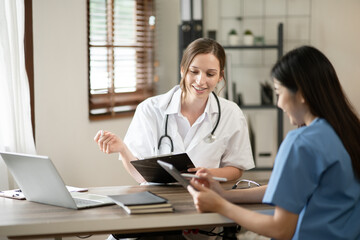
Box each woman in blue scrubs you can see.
[188,46,360,240]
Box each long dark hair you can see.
[180,38,226,98]
[271,46,360,180]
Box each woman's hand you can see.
[188,166,242,181]
[187,179,227,213]
[94,130,124,154]
[187,168,225,196]
[94,130,145,183]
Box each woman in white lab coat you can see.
[94,38,254,183]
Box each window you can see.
[88,0,155,119]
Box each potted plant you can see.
[228,29,239,46]
[243,29,254,45]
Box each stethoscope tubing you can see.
[158,91,221,152]
[211,91,221,136]
[157,114,174,152]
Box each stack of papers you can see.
[0,186,88,200]
[108,191,174,214]
[0,189,24,200]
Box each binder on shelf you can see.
[255,112,277,168]
[192,0,203,39]
[179,0,203,49]
[192,0,202,20]
[179,0,204,81]
[192,20,203,40]
[180,0,191,21]
[179,22,192,49]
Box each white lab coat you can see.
[123,85,255,170]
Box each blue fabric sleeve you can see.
[263,131,323,214]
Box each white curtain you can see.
[0,0,36,190]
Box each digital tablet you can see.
[157,160,191,188]
[130,153,195,183]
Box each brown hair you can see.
[271,46,360,180]
[180,38,226,98]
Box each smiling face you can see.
[273,79,314,126]
[181,53,223,102]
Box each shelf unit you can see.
[223,23,284,171]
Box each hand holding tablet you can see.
[157,160,227,191]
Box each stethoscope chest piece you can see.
[204,133,216,143]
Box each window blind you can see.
[88,0,155,119]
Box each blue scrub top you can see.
[263,118,360,240]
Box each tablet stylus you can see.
[180,173,227,182]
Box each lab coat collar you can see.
[156,85,219,117]
[165,87,182,115]
[156,85,181,115]
[201,91,220,119]
[208,92,220,115]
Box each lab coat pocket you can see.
[188,137,227,169]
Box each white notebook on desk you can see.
[0,185,87,200]
[0,151,114,209]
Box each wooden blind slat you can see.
[88,0,155,119]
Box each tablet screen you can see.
[157,160,190,189]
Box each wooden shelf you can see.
[223,45,279,50]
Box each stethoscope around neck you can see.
[157,91,221,153]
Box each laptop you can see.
[130,153,195,183]
[0,151,114,209]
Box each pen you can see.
[100,130,104,138]
[181,173,227,182]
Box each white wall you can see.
[155,0,181,94]
[311,0,360,115]
[32,0,360,188]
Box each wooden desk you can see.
[0,184,273,239]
